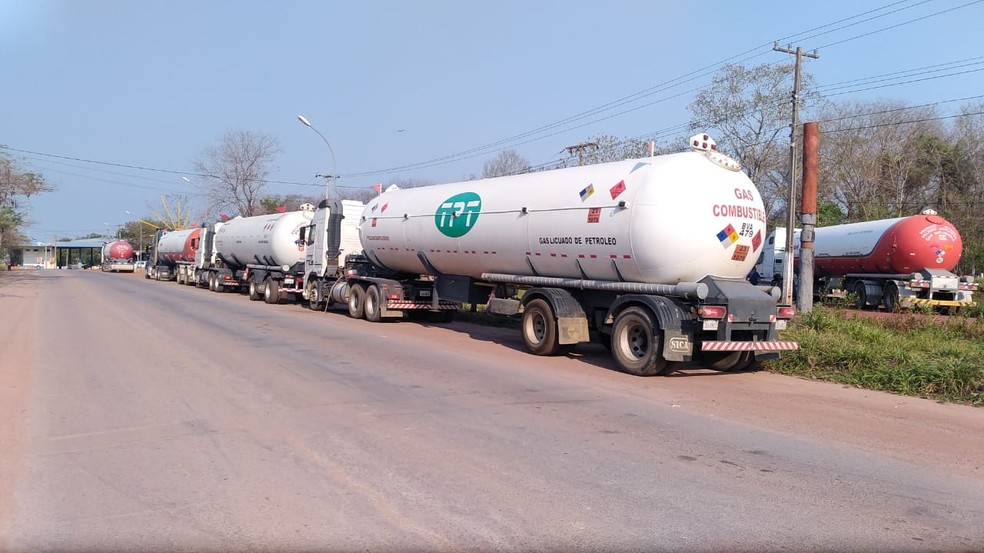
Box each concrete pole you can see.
[798,122,819,313]
[774,43,818,307]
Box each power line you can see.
[343,0,963,178]
[823,109,984,133]
[5,2,981,188]
[817,0,984,49]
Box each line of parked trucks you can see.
[135,134,978,376]
[143,136,800,375]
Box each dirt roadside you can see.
[0,271,39,550]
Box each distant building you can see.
[9,238,106,269]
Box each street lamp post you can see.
[125,210,143,259]
[297,115,338,199]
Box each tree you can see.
[257,194,319,215]
[148,194,201,230]
[689,62,820,224]
[0,153,53,257]
[482,149,531,178]
[819,100,944,221]
[194,130,281,217]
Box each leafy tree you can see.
[194,130,281,217]
[0,153,53,255]
[689,62,820,224]
[257,194,319,215]
[482,149,531,178]
[818,100,940,221]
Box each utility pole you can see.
[773,42,818,308]
[315,173,337,200]
[565,142,598,166]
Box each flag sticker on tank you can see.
[579,184,594,201]
[732,244,750,262]
[609,180,626,199]
[717,224,738,247]
[587,207,601,223]
[752,230,762,251]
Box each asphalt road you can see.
[1,270,983,552]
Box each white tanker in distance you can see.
[197,209,314,304]
[299,135,797,376]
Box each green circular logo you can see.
[434,192,482,238]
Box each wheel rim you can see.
[624,323,648,361]
[529,312,547,344]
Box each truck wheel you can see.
[264,279,280,304]
[348,285,366,319]
[853,281,869,310]
[704,351,746,371]
[611,307,671,376]
[248,278,263,301]
[306,279,325,311]
[522,298,563,356]
[364,285,383,322]
[208,273,217,291]
[883,283,900,312]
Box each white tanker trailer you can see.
[200,209,313,304]
[299,135,797,375]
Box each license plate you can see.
[420,290,431,298]
[775,320,787,330]
[702,320,719,331]
[284,277,294,285]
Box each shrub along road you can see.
[1,269,983,551]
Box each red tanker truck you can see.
[754,210,978,311]
[145,227,201,281]
[100,240,135,272]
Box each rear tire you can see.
[522,298,562,356]
[264,279,280,304]
[883,282,900,312]
[248,278,263,301]
[704,351,746,372]
[611,307,671,376]
[365,285,383,322]
[853,281,868,310]
[348,285,366,319]
[306,279,325,311]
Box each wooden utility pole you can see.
[565,142,598,166]
[773,42,818,308]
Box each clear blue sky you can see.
[2,0,982,240]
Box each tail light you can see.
[699,306,727,319]
[776,306,796,319]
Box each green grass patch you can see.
[765,306,984,405]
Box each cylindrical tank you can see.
[101,240,134,261]
[213,211,311,269]
[157,228,201,264]
[812,212,963,276]
[359,150,766,284]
